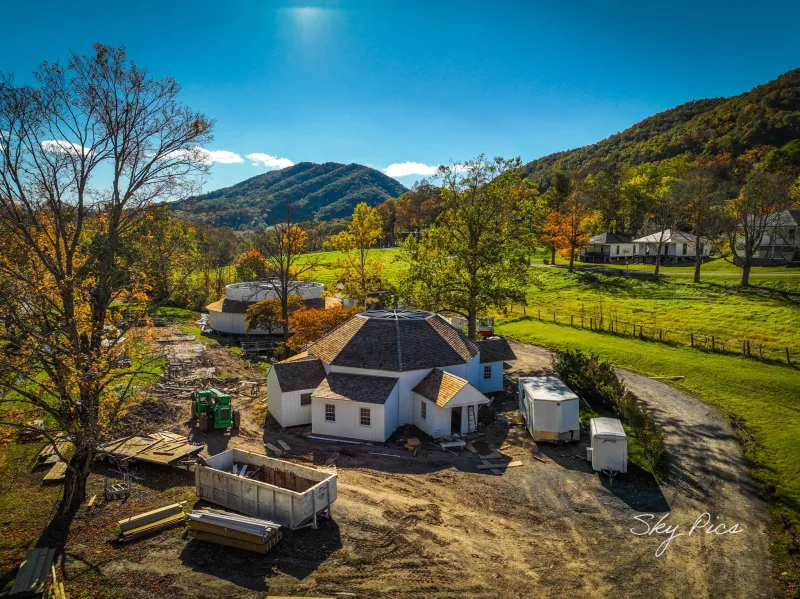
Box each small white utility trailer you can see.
[587,417,628,480]
[518,376,580,442]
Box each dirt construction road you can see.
[76,336,771,599]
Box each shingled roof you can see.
[308,310,480,372]
[271,356,327,392]
[412,368,469,407]
[477,337,517,364]
[312,373,399,405]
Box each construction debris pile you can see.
[228,460,316,492]
[187,509,282,554]
[100,431,203,466]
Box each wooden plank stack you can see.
[9,547,55,596]
[118,503,187,542]
[187,509,282,554]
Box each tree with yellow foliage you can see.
[330,202,385,306]
[0,44,212,518]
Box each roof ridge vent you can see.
[395,318,404,371]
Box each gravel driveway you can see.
[506,339,772,597]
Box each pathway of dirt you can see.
[64,332,771,599]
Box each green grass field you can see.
[506,268,800,358]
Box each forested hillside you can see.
[175,161,408,230]
[523,68,800,185]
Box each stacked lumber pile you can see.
[187,509,282,554]
[118,503,187,541]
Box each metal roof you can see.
[519,376,579,402]
[590,417,626,438]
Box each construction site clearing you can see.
[0,326,770,599]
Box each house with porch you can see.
[266,309,516,441]
[632,229,710,263]
[734,209,800,264]
[579,232,634,263]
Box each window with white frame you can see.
[300,393,312,406]
[615,245,620,255]
[325,404,335,422]
[421,401,427,420]
[360,407,371,426]
[682,243,688,255]
[483,365,492,379]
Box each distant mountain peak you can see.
[174,162,407,230]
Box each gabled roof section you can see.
[587,232,633,245]
[312,373,398,405]
[477,337,517,364]
[412,368,469,407]
[307,310,479,372]
[763,209,800,227]
[632,229,705,244]
[272,356,327,393]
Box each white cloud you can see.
[201,149,244,164]
[41,139,92,157]
[246,153,295,169]
[383,161,440,178]
[160,147,244,165]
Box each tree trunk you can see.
[693,245,702,284]
[568,247,575,273]
[741,262,751,287]
[58,448,93,520]
[654,243,662,281]
[551,246,556,264]
[467,308,477,340]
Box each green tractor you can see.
[191,388,240,433]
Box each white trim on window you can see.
[360,407,371,427]
[300,392,312,406]
[421,401,427,420]
[325,404,335,422]
[483,365,492,379]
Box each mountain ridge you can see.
[175,161,408,230]
[523,67,800,184]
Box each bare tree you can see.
[727,168,794,287]
[0,44,212,518]
[251,201,319,342]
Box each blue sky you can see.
[2,0,799,192]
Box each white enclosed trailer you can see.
[587,417,628,474]
[518,376,580,442]
[196,449,337,529]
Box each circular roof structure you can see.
[358,309,434,321]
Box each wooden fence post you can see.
[590,317,593,330]
[553,312,556,323]
[746,340,751,357]
[690,332,694,348]
[712,336,715,351]
[659,329,662,342]
[570,315,574,327]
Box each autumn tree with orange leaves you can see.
[0,44,212,519]
[541,187,598,273]
[288,304,361,349]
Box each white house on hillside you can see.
[579,232,634,263]
[266,309,517,442]
[632,229,710,263]
[734,209,800,264]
